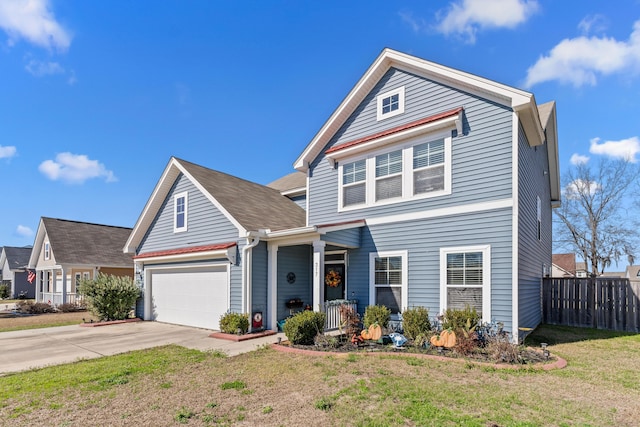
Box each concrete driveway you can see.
[0,321,284,375]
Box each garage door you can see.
[150,266,228,330]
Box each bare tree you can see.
[554,158,639,276]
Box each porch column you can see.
[35,270,42,302]
[267,242,279,331]
[61,266,67,304]
[312,240,325,312]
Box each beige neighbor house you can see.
[28,217,134,305]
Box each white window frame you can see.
[337,130,452,211]
[341,159,367,207]
[440,245,491,322]
[83,272,91,280]
[369,250,408,316]
[376,87,405,121]
[174,191,188,233]
[44,242,50,260]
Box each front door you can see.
[324,252,346,301]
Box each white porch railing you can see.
[323,300,358,330]
[38,292,84,307]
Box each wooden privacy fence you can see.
[543,278,640,332]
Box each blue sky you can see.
[1,0,640,251]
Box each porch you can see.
[34,267,96,307]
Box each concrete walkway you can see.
[0,321,285,375]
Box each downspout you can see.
[242,230,264,316]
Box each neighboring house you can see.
[552,253,576,278]
[125,48,560,341]
[28,217,134,305]
[625,265,640,285]
[0,246,35,299]
[575,262,588,278]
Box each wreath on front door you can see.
[325,269,342,288]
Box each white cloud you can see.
[524,20,640,88]
[0,0,71,51]
[39,152,117,184]
[570,153,590,165]
[589,137,640,163]
[435,0,538,44]
[0,145,17,158]
[578,14,608,36]
[565,179,601,197]
[15,225,33,237]
[25,58,63,76]
[399,10,427,34]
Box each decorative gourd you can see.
[368,323,382,341]
[429,329,457,348]
[360,329,371,340]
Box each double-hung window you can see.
[342,160,366,207]
[370,250,408,315]
[337,132,451,211]
[174,192,188,233]
[413,139,445,194]
[440,245,491,321]
[375,150,403,201]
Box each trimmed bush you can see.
[401,306,431,340]
[442,305,480,331]
[219,312,249,334]
[0,284,9,299]
[77,273,140,321]
[363,305,391,329]
[283,310,326,345]
[17,300,55,314]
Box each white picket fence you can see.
[323,300,358,330]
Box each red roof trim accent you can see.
[134,242,237,259]
[325,107,463,155]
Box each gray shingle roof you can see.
[43,218,134,267]
[267,171,307,193]
[176,158,306,232]
[2,246,32,270]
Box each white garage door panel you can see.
[151,267,228,330]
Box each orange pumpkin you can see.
[430,329,457,348]
[368,323,382,341]
[360,329,371,340]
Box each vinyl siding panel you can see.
[346,209,514,331]
[138,174,239,254]
[276,245,312,321]
[321,228,361,248]
[289,194,307,210]
[308,68,513,225]
[517,124,552,330]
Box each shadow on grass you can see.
[525,323,638,347]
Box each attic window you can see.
[44,242,50,260]
[174,191,188,233]
[376,87,405,121]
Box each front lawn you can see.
[1,325,639,426]
[0,311,97,333]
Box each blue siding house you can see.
[125,49,559,341]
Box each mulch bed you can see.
[79,318,142,327]
[273,338,566,370]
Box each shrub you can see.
[401,306,431,340]
[283,310,326,345]
[57,302,84,313]
[0,284,9,299]
[77,273,140,321]
[219,312,249,334]
[363,305,391,329]
[442,305,480,331]
[17,300,55,314]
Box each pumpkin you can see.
[360,329,371,340]
[368,323,382,341]
[430,329,457,348]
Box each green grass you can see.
[0,321,83,333]
[1,325,639,426]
